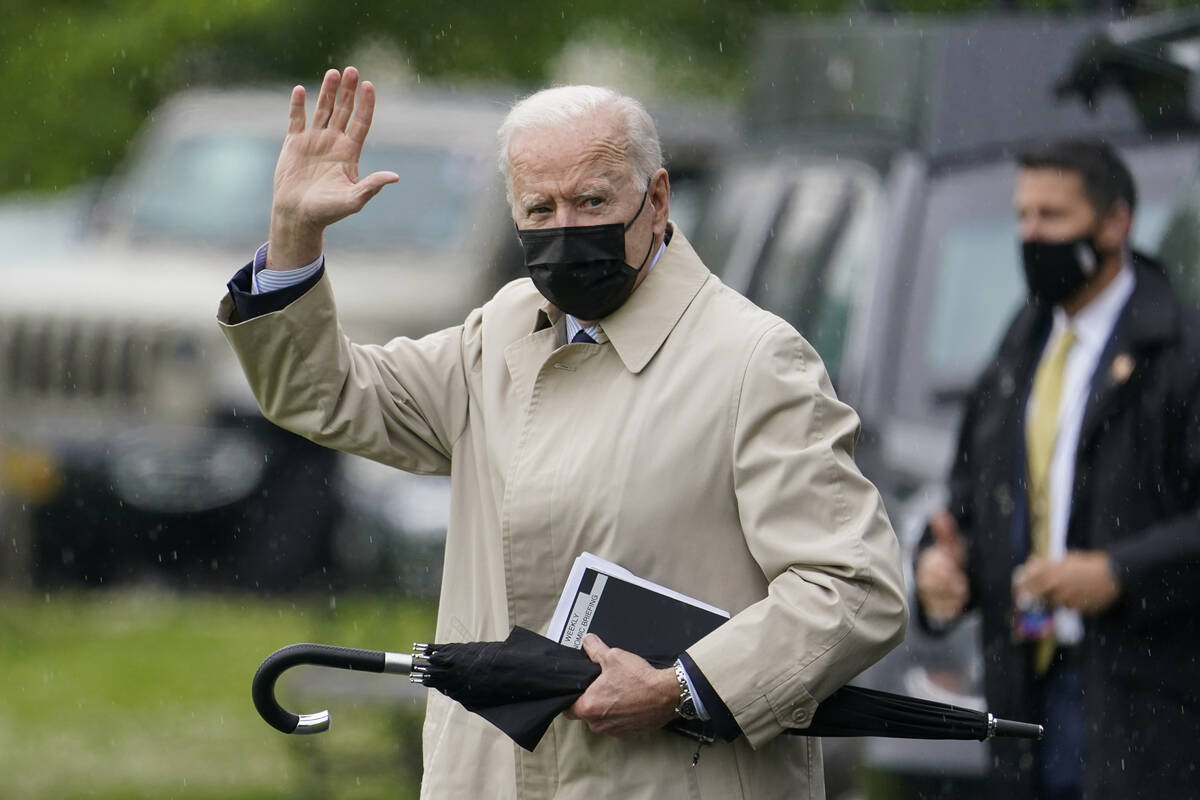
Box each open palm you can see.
[268,67,399,268]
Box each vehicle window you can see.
[328,144,491,252]
[119,136,490,253]
[1157,167,1200,306]
[689,163,781,284]
[917,161,1027,399]
[898,141,1198,418]
[124,136,277,249]
[742,162,882,381]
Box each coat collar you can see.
[1109,253,1179,351]
[595,225,711,373]
[527,223,711,374]
[1000,253,1177,374]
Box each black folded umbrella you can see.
[253,626,1042,751]
[415,626,608,750]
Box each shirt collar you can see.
[1051,253,1136,352]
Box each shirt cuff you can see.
[678,652,742,742]
[251,242,324,294]
[227,247,325,322]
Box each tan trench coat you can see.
[218,227,907,799]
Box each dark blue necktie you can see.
[571,329,596,344]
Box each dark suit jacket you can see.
[920,255,1200,799]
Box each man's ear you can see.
[650,168,670,231]
[1097,200,1132,253]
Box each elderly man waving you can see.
[218,67,907,800]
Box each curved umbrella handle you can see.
[252,643,414,734]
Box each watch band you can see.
[674,660,700,720]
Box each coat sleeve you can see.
[216,272,472,475]
[684,322,908,749]
[1105,361,1200,618]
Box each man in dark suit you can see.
[914,139,1200,800]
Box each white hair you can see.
[497,85,663,206]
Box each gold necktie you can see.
[1025,326,1076,675]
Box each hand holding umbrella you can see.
[564,634,679,740]
[253,626,1043,750]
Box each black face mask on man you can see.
[1020,234,1103,307]
[517,186,655,321]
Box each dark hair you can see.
[1016,138,1137,214]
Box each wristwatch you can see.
[674,661,700,720]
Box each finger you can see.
[312,68,341,129]
[346,80,377,147]
[1044,585,1068,607]
[1021,560,1054,597]
[926,600,963,621]
[582,633,609,662]
[329,65,360,132]
[919,551,964,592]
[922,571,966,614]
[929,510,965,562]
[934,567,967,597]
[287,86,307,135]
[352,171,400,209]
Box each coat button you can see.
[999,371,1016,397]
[993,484,1014,516]
[792,708,809,723]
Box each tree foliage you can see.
[1,0,1170,194]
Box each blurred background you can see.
[3,0,1200,798]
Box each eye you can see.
[528,205,551,216]
[584,197,604,208]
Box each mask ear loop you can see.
[625,178,657,271]
[622,185,651,232]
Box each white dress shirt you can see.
[1030,259,1135,645]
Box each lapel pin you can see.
[1110,353,1134,384]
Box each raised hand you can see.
[915,509,970,623]
[267,67,400,270]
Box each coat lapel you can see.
[1076,260,1177,455]
[503,305,562,405]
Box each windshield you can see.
[693,159,883,381]
[118,135,492,253]
[896,140,1197,418]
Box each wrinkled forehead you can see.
[507,111,636,194]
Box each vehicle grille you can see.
[0,315,195,408]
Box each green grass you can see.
[0,589,436,800]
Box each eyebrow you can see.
[518,182,616,213]
[575,184,613,201]
[518,194,549,212]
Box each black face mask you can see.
[517,189,654,320]
[1020,234,1102,307]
